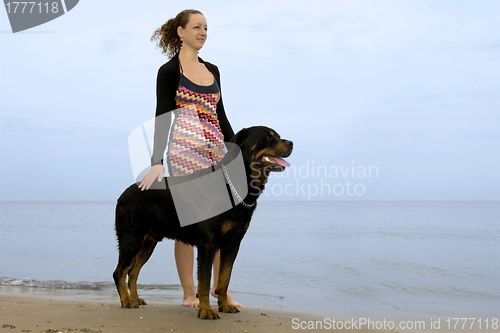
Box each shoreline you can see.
[0,294,350,333]
[1,294,493,333]
[2,283,498,321]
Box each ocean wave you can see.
[0,277,113,290]
[0,277,283,299]
[0,277,186,292]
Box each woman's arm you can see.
[151,62,178,165]
[140,61,178,190]
[207,62,235,141]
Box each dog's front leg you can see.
[197,245,219,319]
[217,241,241,314]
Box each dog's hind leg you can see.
[113,229,144,308]
[217,241,242,314]
[113,248,136,308]
[127,234,157,307]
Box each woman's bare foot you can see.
[182,293,199,307]
[211,288,244,307]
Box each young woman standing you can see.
[139,9,242,308]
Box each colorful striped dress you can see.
[167,73,226,176]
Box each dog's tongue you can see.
[267,156,291,168]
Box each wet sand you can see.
[0,295,360,333]
[1,294,490,333]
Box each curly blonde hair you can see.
[151,9,204,58]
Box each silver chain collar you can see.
[221,164,256,209]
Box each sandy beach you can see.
[0,295,357,333]
[1,294,494,333]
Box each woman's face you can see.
[178,14,208,51]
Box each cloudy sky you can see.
[1,0,499,201]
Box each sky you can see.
[1,0,499,201]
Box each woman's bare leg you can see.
[174,240,199,307]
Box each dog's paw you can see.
[219,304,240,314]
[121,298,143,308]
[121,300,134,308]
[198,306,220,320]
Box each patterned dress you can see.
[167,73,226,176]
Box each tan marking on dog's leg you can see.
[113,260,132,308]
[128,235,157,307]
[217,243,241,314]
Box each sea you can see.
[1,201,499,320]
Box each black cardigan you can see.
[151,54,235,166]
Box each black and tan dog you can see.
[113,126,293,319]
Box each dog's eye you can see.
[266,135,273,141]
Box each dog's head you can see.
[230,126,293,172]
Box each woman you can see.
[139,9,242,308]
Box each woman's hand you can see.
[138,164,165,191]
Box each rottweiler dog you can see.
[113,126,293,319]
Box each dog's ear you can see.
[230,128,249,146]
